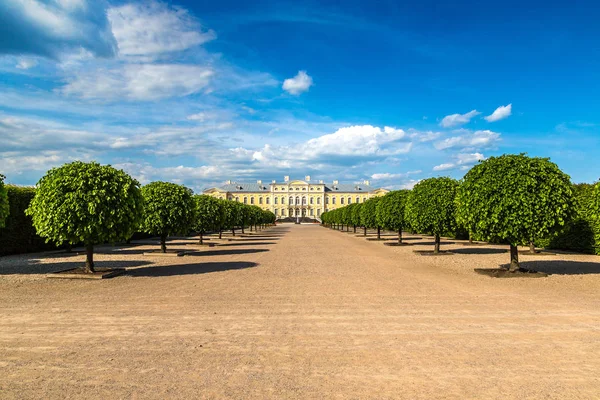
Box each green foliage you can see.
[593,182,600,254]
[221,200,240,229]
[342,203,355,225]
[0,185,60,256]
[141,181,195,237]
[0,174,9,228]
[26,161,144,245]
[406,177,458,235]
[194,195,223,233]
[538,182,600,254]
[455,154,575,245]
[351,203,363,227]
[376,190,410,231]
[360,197,382,228]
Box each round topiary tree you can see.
[406,177,458,253]
[0,174,9,228]
[141,181,195,253]
[456,154,575,270]
[376,190,410,244]
[361,197,382,239]
[26,161,143,273]
[193,195,223,244]
[222,200,240,236]
[351,203,364,234]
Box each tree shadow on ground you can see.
[508,260,600,275]
[125,261,258,277]
[216,242,276,247]
[452,247,508,255]
[185,249,269,257]
[0,259,152,275]
[411,241,456,246]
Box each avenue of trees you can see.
[0,161,274,271]
[322,154,600,269]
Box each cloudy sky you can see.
[1,0,599,191]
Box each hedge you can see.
[0,185,59,256]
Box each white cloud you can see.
[16,58,38,69]
[107,1,215,60]
[432,152,485,172]
[371,170,421,180]
[433,163,455,171]
[409,130,441,142]
[115,162,218,186]
[282,70,313,95]
[440,110,480,128]
[484,104,512,122]
[60,63,214,101]
[0,0,117,59]
[434,130,500,150]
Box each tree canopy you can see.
[141,181,195,252]
[0,174,9,228]
[376,190,410,231]
[351,203,363,228]
[26,161,143,272]
[360,197,381,229]
[455,154,575,269]
[193,194,223,243]
[406,177,458,252]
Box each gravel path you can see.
[1,224,599,399]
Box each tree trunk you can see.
[363,227,367,236]
[241,225,245,234]
[398,229,403,244]
[346,224,349,232]
[434,234,440,254]
[250,224,253,232]
[84,243,95,273]
[341,224,344,231]
[219,227,222,239]
[232,228,235,237]
[377,226,381,240]
[160,234,167,253]
[353,225,356,233]
[509,244,520,272]
[198,231,204,245]
[529,241,536,254]
[469,233,473,244]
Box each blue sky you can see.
[1,0,599,191]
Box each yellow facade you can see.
[203,176,388,220]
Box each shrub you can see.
[193,195,223,244]
[360,197,382,238]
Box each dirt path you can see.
[1,224,599,399]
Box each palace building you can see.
[203,176,389,221]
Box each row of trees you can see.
[322,154,600,271]
[0,162,274,273]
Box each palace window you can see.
[310,209,314,216]
[244,197,248,204]
[310,197,314,204]
[259,197,262,204]
[317,197,321,204]
[348,197,352,204]
[274,209,278,216]
[317,209,321,216]
[251,197,255,204]
[235,197,239,202]
[296,196,300,205]
[326,197,329,204]
[332,197,336,204]
[266,198,270,204]
[356,197,359,203]
[274,197,278,204]
[289,196,293,205]
[341,197,344,204]
[302,196,307,205]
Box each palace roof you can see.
[208,181,376,193]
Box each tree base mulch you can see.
[518,250,558,256]
[366,238,396,241]
[143,250,187,257]
[47,267,125,280]
[413,250,454,256]
[474,268,548,278]
[384,242,413,246]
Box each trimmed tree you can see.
[376,190,410,244]
[0,174,9,228]
[406,177,458,253]
[455,154,575,270]
[25,161,143,273]
[351,203,364,235]
[141,181,195,253]
[361,197,382,239]
[222,200,240,236]
[194,195,223,244]
[593,182,600,254]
